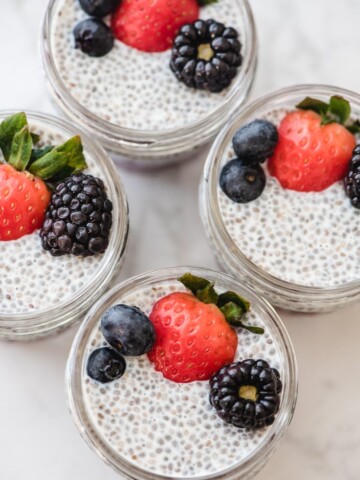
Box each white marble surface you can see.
[1,0,360,479]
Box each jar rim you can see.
[41,0,258,156]
[0,110,129,339]
[203,83,360,300]
[66,266,298,480]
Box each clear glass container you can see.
[40,0,257,167]
[66,266,297,480]
[0,111,129,341]
[200,84,360,312]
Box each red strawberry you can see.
[148,292,238,383]
[0,113,88,241]
[268,99,356,192]
[111,0,200,52]
[0,164,50,241]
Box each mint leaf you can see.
[0,112,28,161]
[29,135,87,181]
[31,132,41,145]
[196,283,219,304]
[178,273,211,295]
[296,97,328,116]
[347,119,360,134]
[198,0,219,5]
[30,146,54,163]
[328,95,351,124]
[8,125,33,171]
[218,290,250,313]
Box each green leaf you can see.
[296,97,329,116]
[0,112,28,161]
[236,323,265,335]
[347,119,360,134]
[29,135,87,181]
[178,273,211,295]
[328,95,351,124]
[8,125,33,171]
[198,0,219,5]
[30,146,54,164]
[31,132,41,145]
[196,283,219,304]
[218,290,250,313]
[220,301,246,325]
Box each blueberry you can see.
[87,347,126,383]
[74,18,114,58]
[79,0,120,17]
[101,305,156,356]
[232,119,279,163]
[220,158,266,203]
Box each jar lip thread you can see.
[66,266,298,480]
[202,83,360,302]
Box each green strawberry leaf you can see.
[328,95,351,124]
[29,135,87,181]
[31,132,41,145]
[296,97,328,116]
[196,283,219,304]
[0,112,28,161]
[236,322,265,335]
[217,290,250,313]
[220,302,264,333]
[8,125,33,171]
[198,0,219,5]
[347,119,360,134]
[178,273,211,295]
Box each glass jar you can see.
[200,84,360,312]
[40,0,257,167]
[66,266,297,480]
[0,111,129,340]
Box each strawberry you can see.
[0,113,87,241]
[147,273,263,383]
[111,0,200,52]
[268,96,357,192]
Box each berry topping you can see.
[74,18,114,57]
[101,304,156,356]
[170,19,242,93]
[111,0,199,53]
[79,0,121,17]
[0,113,87,241]
[147,273,263,383]
[87,347,126,383]
[220,158,266,203]
[344,145,360,208]
[232,120,278,164]
[209,359,282,429]
[268,96,357,192]
[40,173,112,257]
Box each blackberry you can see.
[220,158,266,203]
[40,173,113,257]
[209,359,282,429]
[101,304,156,356]
[87,347,126,383]
[344,145,360,208]
[232,120,279,164]
[74,18,114,57]
[170,19,242,93]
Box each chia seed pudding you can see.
[42,0,257,161]
[200,85,360,312]
[0,111,128,340]
[67,267,297,480]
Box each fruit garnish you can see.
[74,18,114,57]
[220,158,266,203]
[344,145,360,208]
[87,347,126,383]
[79,0,121,17]
[209,359,282,429]
[101,305,156,356]
[0,113,87,241]
[232,120,279,164]
[170,20,242,93]
[111,0,200,53]
[147,273,263,384]
[40,173,112,257]
[268,96,357,192]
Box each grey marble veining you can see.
[0,0,360,479]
